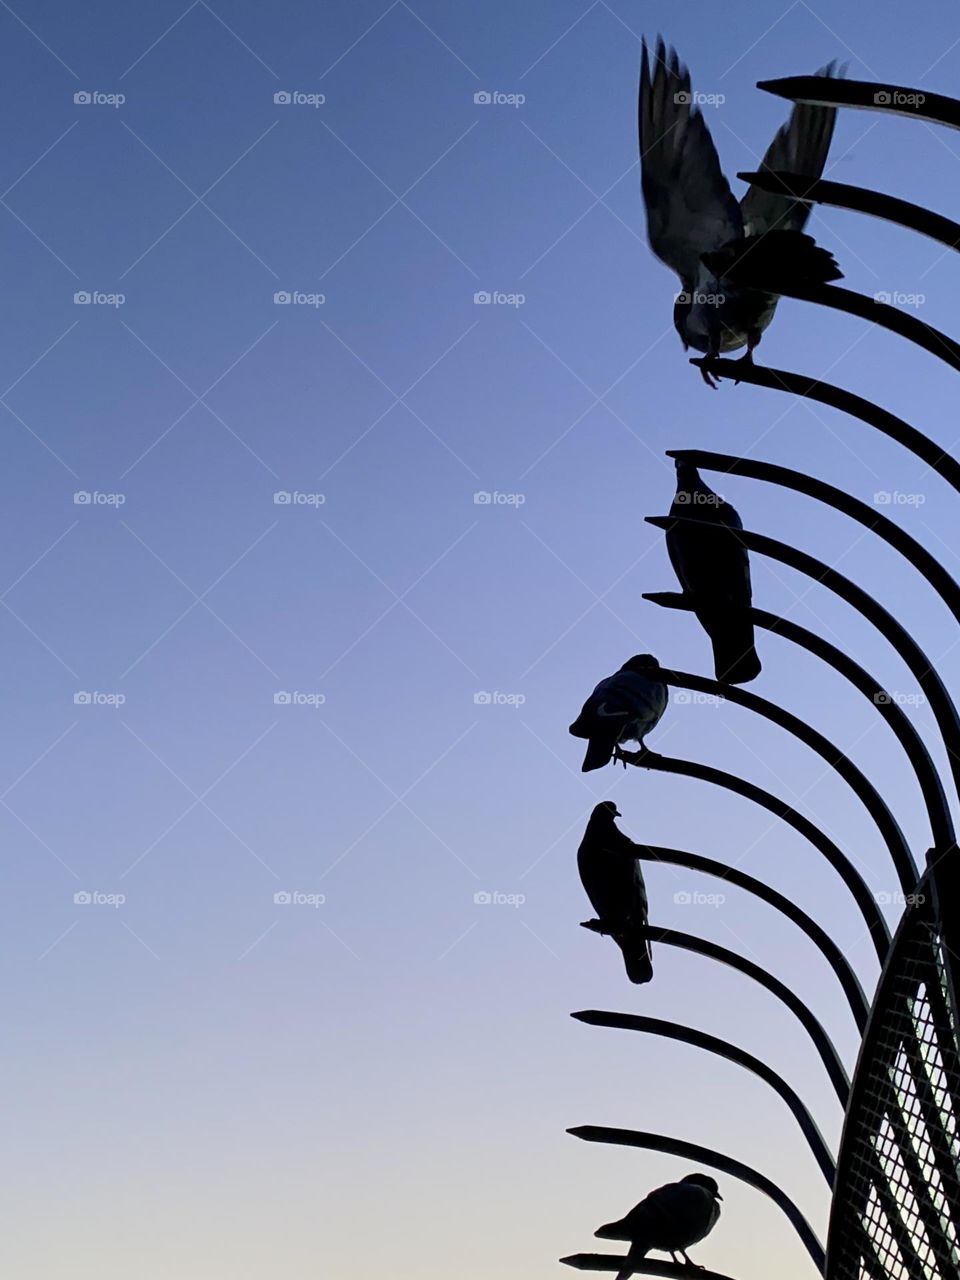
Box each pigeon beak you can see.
[716,1193,723,1201]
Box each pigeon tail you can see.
[581,736,616,772]
[711,627,762,685]
[622,942,654,985]
[704,228,842,290]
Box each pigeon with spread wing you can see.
[639,38,842,387]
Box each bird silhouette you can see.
[569,656,668,772]
[639,37,842,387]
[596,1173,723,1277]
[578,802,653,984]
[666,460,761,685]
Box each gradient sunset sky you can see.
[2,1,960,1276]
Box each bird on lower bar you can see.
[639,37,842,388]
[569,656,668,772]
[596,1173,723,1277]
[578,802,653,984]
[666,460,761,685]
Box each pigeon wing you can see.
[739,64,839,236]
[639,38,743,286]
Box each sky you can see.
[2,0,960,1277]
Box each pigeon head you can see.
[674,457,702,495]
[681,1173,722,1200]
[621,654,660,674]
[593,800,621,820]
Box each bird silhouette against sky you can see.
[578,801,653,984]
[569,655,668,771]
[639,37,842,387]
[666,459,761,685]
[595,1172,723,1277]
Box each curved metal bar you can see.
[634,843,869,1029]
[572,1010,837,1185]
[561,1254,739,1280]
[756,74,960,131]
[567,1125,826,1273]
[597,928,850,1104]
[647,515,960,812]
[629,751,890,961]
[637,662,917,896]
[684,359,960,495]
[645,589,953,854]
[736,171,960,252]
[665,447,960,624]
[705,278,960,374]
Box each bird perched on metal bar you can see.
[569,656,668,772]
[639,37,842,387]
[666,459,761,685]
[595,1173,723,1277]
[577,801,653,984]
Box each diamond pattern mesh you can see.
[829,890,960,1280]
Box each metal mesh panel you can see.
[829,891,960,1280]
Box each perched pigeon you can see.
[596,1173,723,1277]
[578,802,653,984]
[639,38,842,387]
[666,460,761,685]
[569,655,668,772]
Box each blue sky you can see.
[2,0,960,1276]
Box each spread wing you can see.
[639,38,743,287]
[740,63,840,236]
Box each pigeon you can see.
[578,801,653,984]
[666,460,761,685]
[596,1173,723,1277]
[639,38,842,387]
[569,655,668,772]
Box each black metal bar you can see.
[635,843,869,1029]
[665,448,960,626]
[613,928,849,1104]
[706,279,960,374]
[736,171,960,252]
[646,516,960,813]
[568,1126,826,1273]
[684,359,960,495]
[756,74,960,131]
[572,1010,837,1184]
[637,663,917,897]
[560,1255,738,1279]
[629,752,890,961]
[645,591,953,855]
